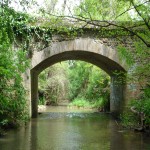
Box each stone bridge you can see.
[26,35,128,118]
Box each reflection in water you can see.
[0,106,150,150]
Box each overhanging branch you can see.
[47,13,150,47]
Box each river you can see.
[0,106,150,150]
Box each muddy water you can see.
[0,106,150,150]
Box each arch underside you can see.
[31,51,126,76]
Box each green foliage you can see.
[74,0,150,47]
[68,61,110,102]
[118,40,150,86]
[121,87,150,129]
[67,61,91,100]
[75,0,130,21]
[92,98,109,109]
[118,28,150,131]
[38,62,69,105]
[38,97,46,105]
[132,41,150,84]
[69,97,109,110]
[69,98,91,108]
[0,43,29,128]
[0,7,29,131]
[67,61,110,110]
[118,45,134,66]
[85,66,110,102]
[120,111,139,129]
[131,87,150,124]
[38,61,110,110]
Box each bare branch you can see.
[106,21,150,47]
[114,3,132,20]
[131,0,150,31]
[47,11,150,47]
[114,0,150,21]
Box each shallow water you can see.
[0,106,150,150]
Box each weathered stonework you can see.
[29,37,127,117]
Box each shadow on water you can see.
[0,106,150,150]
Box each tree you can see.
[42,0,149,47]
[38,62,69,105]
[0,2,30,134]
[75,0,150,47]
[67,61,110,110]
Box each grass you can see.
[69,97,107,109]
[91,98,106,108]
[69,98,91,108]
[38,97,46,105]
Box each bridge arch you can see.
[31,38,127,117]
